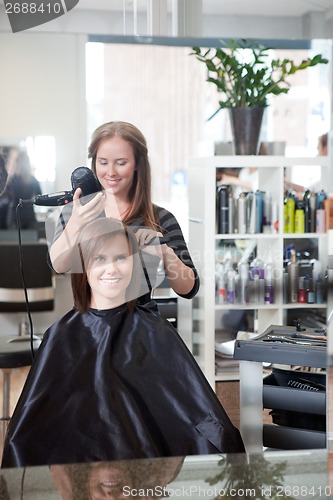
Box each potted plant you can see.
[191,39,328,154]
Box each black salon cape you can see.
[1,302,244,468]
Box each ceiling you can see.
[76,0,333,18]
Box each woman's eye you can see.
[116,254,128,262]
[93,254,105,263]
[116,161,126,167]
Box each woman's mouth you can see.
[105,178,121,187]
[101,278,120,284]
[99,480,120,487]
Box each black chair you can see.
[0,242,54,313]
[0,242,54,441]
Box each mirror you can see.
[0,0,332,454]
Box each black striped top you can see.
[134,204,200,299]
[50,203,200,300]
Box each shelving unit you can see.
[188,155,328,389]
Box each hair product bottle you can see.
[238,261,249,304]
[287,248,299,303]
[316,190,327,233]
[264,256,274,304]
[285,194,295,233]
[295,200,305,233]
[217,185,229,234]
[237,192,247,234]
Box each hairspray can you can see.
[287,248,299,303]
[283,271,288,304]
[228,189,235,234]
[262,191,271,234]
[238,261,249,304]
[246,192,256,234]
[237,193,247,234]
[217,185,229,234]
[310,191,316,233]
[303,190,312,233]
[255,190,264,233]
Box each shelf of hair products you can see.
[215,185,328,308]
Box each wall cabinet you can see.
[188,155,328,388]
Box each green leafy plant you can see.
[191,39,328,119]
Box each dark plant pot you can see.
[229,107,265,155]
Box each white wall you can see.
[0,32,88,335]
[0,32,87,191]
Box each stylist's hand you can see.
[68,188,105,230]
[135,228,168,259]
[135,228,163,247]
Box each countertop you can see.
[0,450,331,499]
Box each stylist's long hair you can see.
[88,121,158,229]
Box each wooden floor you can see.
[0,366,30,460]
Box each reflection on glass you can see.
[51,457,184,500]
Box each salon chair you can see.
[0,241,54,441]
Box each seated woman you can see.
[1,218,244,468]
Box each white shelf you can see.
[191,155,328,168]
[188,155,328,388]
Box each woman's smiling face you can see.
[95,136,136,200]
[87,233,133,310]
[88,463,133,500]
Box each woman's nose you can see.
[104,260,118,273]
[107,162,117,176]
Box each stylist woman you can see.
[49,121,199,301]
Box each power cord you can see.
[16,201,36,360]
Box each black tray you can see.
[233,324,326,368]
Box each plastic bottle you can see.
[287,248,299,303]
[216,263,226,304]
[226,269,236,304]
[295,200,305,233]
[285,194,295,233]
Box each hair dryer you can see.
[21,167,102,206]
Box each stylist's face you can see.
[95,136,136,200]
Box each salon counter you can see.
[0,450,331,499]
